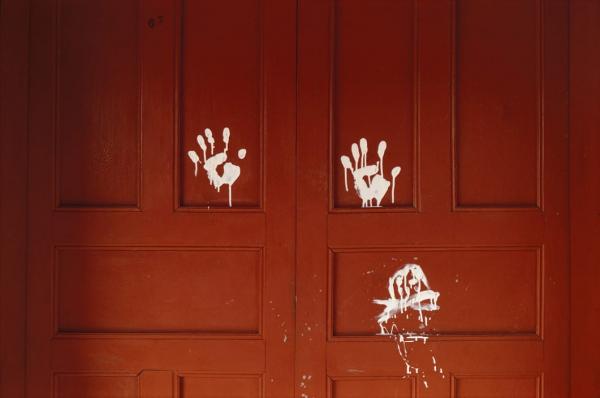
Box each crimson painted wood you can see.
[26,0,295,397]
[2,0,596,397]
[570,1,600,397]
[0,0,29,397]
[297,0,568,397]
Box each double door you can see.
[27,0,569,397]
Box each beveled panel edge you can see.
[52,371,140,398]
[176,373,263,398]
[173,0,265,212]
[450,0,544,212]
[327,375,416,398]
[53,0,142,211]
[327,245,544,341]
[51,245,264,340]
[449,372,543,398]
[328,0,421,214]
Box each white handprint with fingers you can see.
[187,127,247,207]
[373,263,443,389]
[340,138,402,208]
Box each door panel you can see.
[28,0,295,397]
[452,375,541,398]
[55,373,139,398]
[178,0,262,209]
[332,0,417,209]
[178,374,262,398]
[298,1,568,398]
[55,0,140,208]
[330,248,541,337]
[454,0,541,208]
[55,248,261,334]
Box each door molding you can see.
[0,0,29,396]
[570,1,600,397]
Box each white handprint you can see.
[373,263,443,387]
[340,138,401,207]
[187,127,247,207]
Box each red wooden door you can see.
[24,0,571,397]
[297,0,569,397]
[27,0,295,397]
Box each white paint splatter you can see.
[373,263,443,389]
[373,264,440,333]
[187,127,247,207]
[340,138,401,207]
[300,374,312,398]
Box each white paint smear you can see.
[340,138,401,207]
[374,264,440,333]
[187,127,247,207]
[373,263,444,388]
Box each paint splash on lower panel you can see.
[373,263,445,389]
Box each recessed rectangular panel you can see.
[454,375,539,398]
[57,0,139,208]
[55,374,138,398]
[56,248,261,334]
[332,0,416,209]
[180,0,261,208]
[179,375,261,398]
[331,377,413,398]
[454,0,540,208]
[331,248,540,337]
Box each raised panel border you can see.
[328,0,421,214]
[51,245,264,339]
[327,376,416,398]
[53,372,141,398]
[327,245,544,342]
[176,373,263,398]
[450,373,543,398]
[173,0,265,213]
[450,0,544,212]
[53,0,143,212]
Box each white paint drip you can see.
[340,138,401,207]
[373,263,444,389]
[187,127,247,207]
[391,166,401,204]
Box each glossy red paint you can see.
[297,0,570,397]
[0,0,598,397]
[570,1,600,396]
[25,0,295,396]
